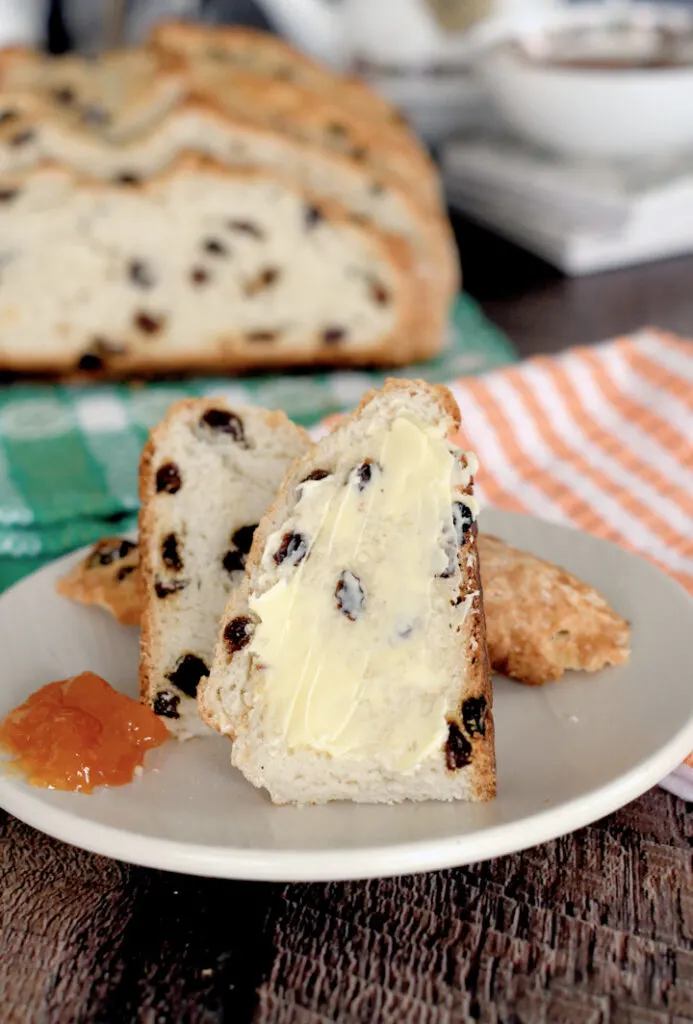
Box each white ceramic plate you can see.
[1,508,693,882]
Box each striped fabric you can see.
[447,328,693,597]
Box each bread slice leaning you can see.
[199,379,495,804]
[139,398,311,738]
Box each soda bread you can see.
[198,379,496,804]
[478,533,630,686]
[0,156,427,377]
[56,536,141,626]
[139,398,311,738]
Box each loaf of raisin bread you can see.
[0,100,457,340]
[0,46,184,141]
[199,379,495,805]
[0,156,428,376]
[139,398,311,738]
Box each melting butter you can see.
[249,417,474,772]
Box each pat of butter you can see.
[249,417,474,772]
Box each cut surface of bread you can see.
[479,533,630,686]
[56,536,140,626]
[139,398,310,738]
[0,101,457,343]
[0,156,423,376]
[199,379,495,804]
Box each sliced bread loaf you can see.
[0,156,426,376]
[199,379,495,804]
[139,398,311,738]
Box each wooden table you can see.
[3,220,693,1024]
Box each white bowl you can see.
[474,3,693,161]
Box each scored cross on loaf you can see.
[199,379,496,805]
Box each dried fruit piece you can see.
[9,129,35,147]
[161,533,183,571]
[224,616,254,655]
[88,538,136,568]
[199,408,246,444]
[153,691,180,719]
[222,549,245,574]
[0,110,18,125]
[322,326,346,344]
[452,502,474,545]
[445,722,472,770]
[77,352,103,373]
[117,565,136,581]
[190,266,210,285]
[231,524,257,554]
[335,570,364,621]
[304,205,323,229]
[166,654,209,698]
[203,238,228,256]
[246,329,279,344]
[52,86,75,105]
[351,459,378,491]
[154,579,187,599]
[115,172,140,185]
[462,696,488,737]
[369,280,390,305]
[227,220,264,239]
[301,469,331,484]
[155,462,181,494]
[274,532,308,567]
[244,266,281,296]
[134,312,164,335]
[129,260,155,288]
[0,189,18,203]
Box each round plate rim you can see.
[1,508,693,882]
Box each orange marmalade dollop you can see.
[0,671,169,793]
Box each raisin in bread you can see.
[0,101,457,339]
[0,156,427,377]
[199,379,495,805]
[0,46,184,141]
[139,398,311,738]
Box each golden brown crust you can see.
[479,533,631,687]
[147,20,442,213]
[0,155,435,377]
[56,537,141,626]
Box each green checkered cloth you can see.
[0,297,516,591]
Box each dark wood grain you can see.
[453,213,693,357]
[3,220,693,1023]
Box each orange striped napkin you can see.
[446,329,693,598]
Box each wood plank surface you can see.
[3,217,693,1023]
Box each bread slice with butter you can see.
[139,398,311,739]
[199,379,495,804]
